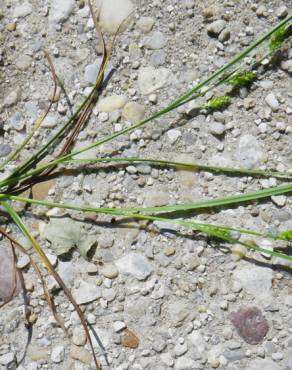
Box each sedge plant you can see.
[0,4,292,368]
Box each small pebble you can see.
[121,329,139,348]
[265,93,279,112]
[207,20,226,37]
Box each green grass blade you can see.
[1,196,291,261]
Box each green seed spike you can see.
[269,24,289,51]
[226,71,257,87]
[278,230,292,241]
[203,96,231,111]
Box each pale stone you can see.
[138,66,170,94]
[99,0,134,35]
[97,95,127,112]
[122,102,145,123]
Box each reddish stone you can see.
[230,306,269,344]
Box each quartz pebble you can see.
[51,345,65,363]
[265,93,279,112]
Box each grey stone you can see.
[150,50,166,66]
[0,352,16,368]
[219,28,230,42]
[72,280,101,304]
[246,359,282,370]
[137,16,154,33]
[175,356,196,369]
[16,255,30,269]
[0,144,12,157]
[84,58,113,85]
[271,195,287,207]
[102,288,116,302]
[42,113,58,128]
[174,342,188,357]
[49,0,75,25]
[167,129,181,143]
[143,31,167,50]
[42,217,96,257]
[57,261,74,287]
[116,253,153,280]
[113,321,126,332]
[13,2,33,18]
[285,354,292,370]
[233,264,272,303]
[276,6,288,18]
[4,89,21,107]
[138,66,170,94]
[15,55,32,71]
[223,349,245,362]
[72,327,87,346]
[207,20,226,37]
[51,345,65,363]
[235,134,264,169]
[166,300,191,327]
[209,121,225,135]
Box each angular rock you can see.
[13,2,33,18]
[51,345,65,363]
[49,0,75,25]
[116,252,153,280]
[233,264,272,303]
[138,66,170,94]
[72,280,101,304]
[143,31,167,50]
[42,217,96,257]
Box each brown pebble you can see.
[121,329,139,348]
[230,306,269,344]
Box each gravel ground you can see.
[0,0,292,369]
